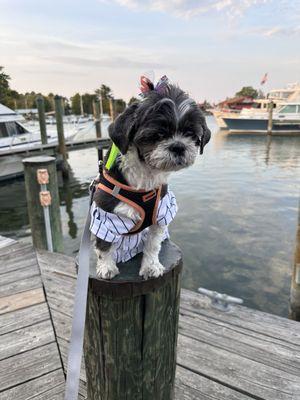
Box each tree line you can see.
[0,66,138,116]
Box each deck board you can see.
[0,237,66,399]
[1,237,300,399]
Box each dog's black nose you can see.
[169,142,186,156]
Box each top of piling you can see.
[22,155,55,164]
[88,239,183,298]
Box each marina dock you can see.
[0,137,110,181]
[0,235,299,399]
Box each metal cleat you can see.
[198,287,244,311]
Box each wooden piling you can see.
[289,200,300,321]
[84,240,182,400]
[267,101,274,135]
[109,98,115,121]
[23,155,63,252]
[36,95,48,145]
[93,99,102,138]
[54,95,69,177]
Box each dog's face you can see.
[108,84,211,172]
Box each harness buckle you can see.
[112,185,120,197]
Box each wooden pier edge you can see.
[84,240,182,400]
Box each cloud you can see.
[107,0,270,20]
[241,25,300,37]
[262,26,300,37]
[42,55,170,69]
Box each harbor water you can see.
[0,116,299,317]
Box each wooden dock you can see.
[0,138,110,181]
[0,235,300,399]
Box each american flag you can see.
[260,73,268,85]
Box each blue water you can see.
[1,116,299,317]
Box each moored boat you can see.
[223,103,300,135]
[213,83,300,130]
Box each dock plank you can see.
[0,287,45,315]
[0,342,61,392]
[0,236,16,249]
[180,289,300,346]
[0,269,41,296]
[1,369,65,400]
[179,312,300,376]
[0,320,55,361]
[0,303,50,335]
[177,334,298,400]
[175,365,252,400]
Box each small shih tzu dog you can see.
[90,76,211,280]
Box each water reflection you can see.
[0,117,299,317]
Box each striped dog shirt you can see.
[90,190,177,263]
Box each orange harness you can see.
[97,170,162,235]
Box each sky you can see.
[0,0,299,103]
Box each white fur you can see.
[120,147,170,190]
[146,134,197,171]
[96,247,120,279]
[139,225,166,279]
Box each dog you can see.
[90,79,211,280]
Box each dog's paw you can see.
[96,260,119,280]
[139,258,165,280]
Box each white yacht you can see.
[213,83,300,129]
[223,102,300,135]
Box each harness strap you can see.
[98,170,162,234]
[64,185,94,400]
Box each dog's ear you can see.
[108,102,139,154]
[199,115,211,154]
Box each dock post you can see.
[289,200,300,321]
[93,99,102,138]
[109,98,115,121]
[36,95,48,144]
[267,101,274,135]
[54,95,69,177]
[23,155,63,252]
[84,240,182,400]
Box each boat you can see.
[213,83,300,129]
[211,96,256,129]
[0,104,42,150]
[223,102,300,135]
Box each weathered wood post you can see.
[84,240,182,400]
[267,101,274,135]
[54,95,69,177]
[93,99,102,138]
[36,95,48,145]
[23,155,63,252]
[109,98,115,121]
[289,199,300,321]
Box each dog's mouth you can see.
[145,150,196,172]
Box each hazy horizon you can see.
[1,0,299,103]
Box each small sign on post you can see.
[37,169,53,252]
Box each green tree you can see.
[0,66,11,105]
[114,99,126,116]
[82,93,96,114]
[95,84,114,114]
[71,93,81,115]
[235,86,258,99]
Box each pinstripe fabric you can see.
[90,191,177,263]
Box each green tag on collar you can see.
[105,143,120,170]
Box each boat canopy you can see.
[0,104,24,122]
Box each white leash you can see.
[64,181,96,400]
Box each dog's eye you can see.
[183,130,196,138]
